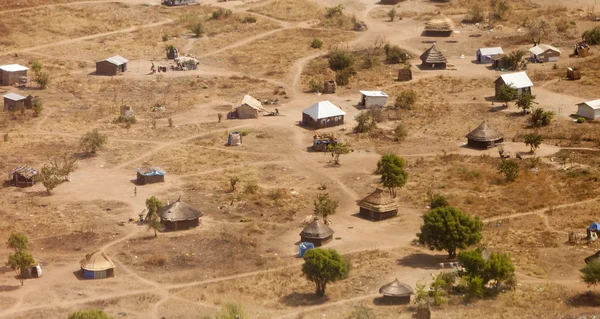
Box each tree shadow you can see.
[567,292,600,307]
[488,105,507,112]
[396,253,447,269]
[280,292,329,307]
[0,285,20,292]
[0,266,13,275]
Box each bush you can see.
[79,129,108,155]
[354,111,375,133]
[462,275,484,300]
[217,303,246,319]
[393,123,407,142]
[67,309,112,319]
[497,159,519,182]
[335,68,355,86]
[394,90,418,110]
[162,33,169,41]
[467,5,485,23]
[582,26,600,45]
[528,107,554,127]
[384,43,410,64]
[244,182,260,194]
[32,99,43,117]
[430,193,449,209]
[325,5,344,18]
[190,22,205,37]
[241,16,257,23]
[307,78,324,93]
[212,8,232,20]
[311,38,323,49]
[577,117,586,123]
[35,71,50,89]
[239,129,250,136]
[328,49,354,71]
[114,115,137,124]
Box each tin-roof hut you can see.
[420,44,447,69]
[495,72,533,97]
[465,120,504,149]
[300,217,334,247]
[0,64,29,86]
[80,251,115,279]
[3,93,31,112]
[95,56,128,76]
[357,188,398,221]
[577,99,600,120]
[136,167,165,185]
[379,279,414,304]
[424,12,454,36]
[9,165,38,187]
[158,196,203,231]
[301,101,346,129]
[235,95,264,119]
[529,44,561,63]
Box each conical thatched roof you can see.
[420,44,447,64]
[424,12,455,32]
[300,218,334,240]
[158,197,203,222]
[465,120,504,142]
[585,250,600,264]
[358,188,398,213]
[379,279,414,297]
[80,250,115,271]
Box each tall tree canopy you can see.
[376,154,408,198]
[302,248,349,296]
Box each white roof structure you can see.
[529,44,561,55]
[477,47,504,56]
[3,93,27,101]
[238,95,263,110]
[97,55,128,66]
[498,72,533,89]
[0,64,29,72]
[360,91,389,97]
[303,101,346,120]
[578,99,600,110]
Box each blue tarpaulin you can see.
[298,242,315,257]
[588,223,600,232]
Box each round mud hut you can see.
[379,278,414,304]
[157,196,203,231]
[424,12,454,37]
[80,250,115,279]
[300,217,334,247]
[357,188,399,221]
[420,44,448,70]
[465,120,504,149]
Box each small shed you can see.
[491,54,507,70]
[301,101,346,129]
[228,132,243,146]
[359,91,389,108]
[9,165,38,187]
[299,217,334,247]
[313,133,338,152]
[476,47,504,64]
[379,279,414,304]
[0,64,29,86]
[420,44,447,70]
[166,46,179,59]
[136,167,165,185]
[577,99,600,120]
[21,264,43,279]
[324,80,336,94]
[529,44,561,63]
[95,56,128,76]
[357,188,399,221]
[158,196,203,231]
[3,93,30,112]
[80,251,115,279]
[424,12,454,37]
[466,120,504,149]
[236,95,263,119]
[495,72,533,97]
[397,68,412,82]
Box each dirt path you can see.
[483,197,600,223]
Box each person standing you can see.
[134,187,137,197]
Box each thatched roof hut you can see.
[465,120,504,149]
[424,12,454,36]
[420,44,447,69]
[379,279,414,304]
[158,196,203,231]
[80,251,115,279]
[357,188,399,221]
[300,217,334,247]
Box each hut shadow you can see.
[72,270,85,281]
[129,179,139,185]
[483,96,497,102]
[459,143,499,151]
[352,103,366,111]
[280,292,329,307]
[568,292,600,307]
[415,64,446,71]
[0,285,20,292]
[324,162,342,168]
[295,123,317,132]
[488,105,507,112]
[351,212,378,222]
[420,32,452,38]
[396,253,447,269]
[373,296,411,305]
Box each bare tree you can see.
[528,17,558,45]
[362,35,386,69]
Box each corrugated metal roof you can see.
[137,167,165,176]
[238,95,263,110]
[0,64,29,72]
[303,101,346,120]
[579,99,600,110]
[499,72,534,89]
[478,47,504,56]
[360,90,389,97]
[3,93,27,101]
[97,55,128,66]
[529,44,561,55]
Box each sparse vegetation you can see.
[327,142,352,165]
[497,159,519,182]
[67,309,113,319]
[212,8,233,20]
[354,111,376,133]
[582,26,600,45]
[528,107,555,127]
[527,17,558,45]
[190,22,205,38]
[79,129,108,155]
[384,43,410,64]
[311,38,323,49]
[217,303,246,319]
[388,8,396,22]
[394,90,418,109]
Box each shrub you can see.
[328,48,354,71]
[325,5,344,18]
[244,182,260,194]
[335,68,355,86]
[528,107,554,127]
[32,99,43,117]
[212,8,232,20]
[114,115,136,124]
[79,129,108,155]
[463,275,484,300]
[497,159,519,182]
[384,43,409,64]
[67,309,112,319]
[467,5,485,23]
[162,33,169,41]
[394,123,407,142]
[307,78,324,93]
[241,16,257,23]
[35,71,50,89]
[239,129,250,136]
[430,193,449,209]
[190,22,205,37]
[354,111,375,133]
[311,38,323,49]
[395,90,418,110]
[577,117,586,123]
[217,303,246,319]
[388,7,396,22]
[582,26,600,45]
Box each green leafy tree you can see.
[394,90,417,109]
[327,142,352,165]
[376,154,408,198]
[484,252,516,283]
[417,206,483,259]
[7,232,28,252]
[354,111,376,133]
[67,309,113,319]
[497,159,519,182]
[524,133,543,153]
[515,92,536,113]
[581,262,600,288]
[388,7,396,22]
[582,26,600,45]
[145,196,163,238]
[79,129,108,155]
[216,303,246,319]
[7,250,35,286]
[302,248,349,296]
[430,193,449,209]
[313,192,339,220]
[528,107,554,128]
[496,84,518,105]
[458,249,486,276]
[384,43,410,64]
[37,164,65,194]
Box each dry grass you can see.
[542,55,600,99]
[249,0,325,22]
